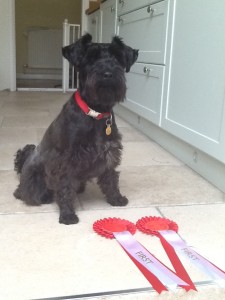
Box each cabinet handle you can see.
[92,19,96,25]
[111,6,115,13]
[118,16,124,24]
[143,66,150,74]
[147,5,154,14]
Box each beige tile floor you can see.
[0,91,225,300]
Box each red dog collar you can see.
[74,91,111,120]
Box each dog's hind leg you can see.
[97,169,128,206]
[14,144,53,205]
[14,162,53,206]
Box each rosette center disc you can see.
[103,222,127,233]
[144,220,169,231]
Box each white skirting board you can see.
[114,104,225,194]
[16,73,62,80]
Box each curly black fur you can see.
[14,34,138,225]
[14,144,36,174]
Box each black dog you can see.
[13,33,138,225]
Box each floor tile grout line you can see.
[1,201,225,216]
[155,206,165,217]
[33,280,216,300]
[156,202,225,208]
[0,210,59,216]
[33,288,155,300]
[72,202,225,211]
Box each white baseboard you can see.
[17,87,63,92]
[17,73,62,80]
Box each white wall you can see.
[0,0,16,91]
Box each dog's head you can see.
[62,34,138,110]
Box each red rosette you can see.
[136,216,178,237]
[93,217,136,239]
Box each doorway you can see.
[15,0,82,90]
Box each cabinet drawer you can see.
[117,0,168,64]
[117,0,162,16]
[122,63,164,125]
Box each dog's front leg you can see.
[98,169,128,206]
[55,182,79,225]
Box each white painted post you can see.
[62,19,69,93]
[62,19,81,92]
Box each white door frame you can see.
[9,0,16,91]
[10,0,87,92]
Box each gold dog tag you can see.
[105,116,112,136]
[106,124,112,135]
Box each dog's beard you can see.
[83,71,126,111]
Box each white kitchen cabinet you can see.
[117,0,169,64]
[87,9,101,43]
[123,63,164,125]
[161,0,225,163]
[100,0,117,43]
[117,0,169,125]
[87,0,225,191]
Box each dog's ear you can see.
[62,33,92,67]
[124,47,139,72]
[110,36,139,72]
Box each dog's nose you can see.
[103,72,112,79]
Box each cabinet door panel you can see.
[117,0,159,16]
[122,63,164,125]
[161,0,225,162]
[117,0,168,64]
[101,0,117,43]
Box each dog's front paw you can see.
[13,187,22,199]
[108,196,128,207]
[59,213,79,225]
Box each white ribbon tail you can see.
[114,231,189,290]
[159,230,225,287]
